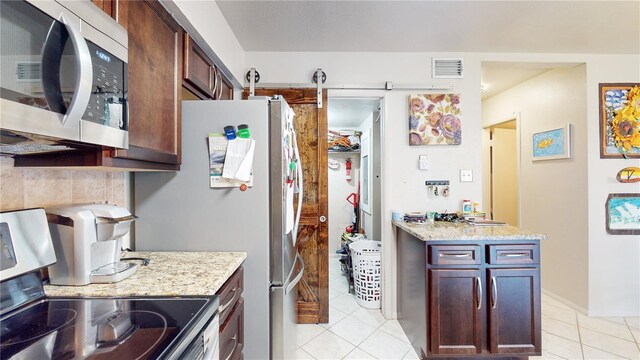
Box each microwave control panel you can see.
[83,41,127,130]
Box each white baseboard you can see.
[542,288,588,315]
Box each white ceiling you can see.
[480,61,581,100]
[215,1,638,122]
[328,98,380,128]
[216,1,639,54]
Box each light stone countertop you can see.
[44,251,246,297]
[394,221,546,241]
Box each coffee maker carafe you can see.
[46,204,137,286]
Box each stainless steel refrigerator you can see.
[134,97,304,360]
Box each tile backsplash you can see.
[0,157,127,211]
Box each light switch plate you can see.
[460,169,473,182]
[419,155,429,170]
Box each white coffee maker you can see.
[46,204,137,286]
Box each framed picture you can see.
[532,124,571,161]
[599,83,640,158]
[409,94,461,146]
[606,193,640,235]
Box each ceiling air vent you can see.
[432,58,463,79]
[16,62,41,82]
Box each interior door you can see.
[244,88,329,324]
[491,126,518,226]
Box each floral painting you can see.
[599,83,640,158]
[409,94,461,146]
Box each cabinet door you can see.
[429,269,482,355]
[183,34,214,99]
[487,268,541,354]
[112,0,182,165]
[220,298,244,360]
[217,73,234,100]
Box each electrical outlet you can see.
[419,155,429,170]
[460,169,473,182]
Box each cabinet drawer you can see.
[488,244,539,265]
[220,298,244,360]
[218,267,244,325]
[429,245,481,265]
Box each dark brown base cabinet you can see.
[217,267,244,360]
[397,229,541,359]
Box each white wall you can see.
[359,114,374,238]
[585,56,640,316]
[169,1,245,85]
[246,51,640,317]
[328,149,360,253]
[482,66,590,311]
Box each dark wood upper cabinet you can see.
[111,0,182,167]
[216,67,234,100]
[183,34,234,101]
[183,34,215,99]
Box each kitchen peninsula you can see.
[395,221,545,359]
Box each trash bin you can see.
[349,240,382,309]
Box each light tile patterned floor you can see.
[296,255,640,360]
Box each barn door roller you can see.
[245,68,260,96]
[312,68,326,108]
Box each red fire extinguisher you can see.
[345,158,352,181]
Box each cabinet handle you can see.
[439,253,470,258]
[219,287,238,313]
[210,67,217,97]
[491,276,498,309]
[476,277,482,310]
[216,71,223,99]
[223,335,238,360]
[500,252,529,257]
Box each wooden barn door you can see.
[244,89,329,323]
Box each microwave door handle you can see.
[59,14,92,126]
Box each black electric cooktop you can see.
[0,297,212,360]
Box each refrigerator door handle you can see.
[285,252,305,295]
[290,110,304,244]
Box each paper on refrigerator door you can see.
[208,134,251,188]
[286,184,294,235]
[222,138,254,181]
[234,139,255,181]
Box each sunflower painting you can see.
[409,94,461,146]
[599,83,640,158]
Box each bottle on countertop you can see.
[462,199,472,213]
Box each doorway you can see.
[327,97,382,251]
[487,120,519,226]
[326,96,383,313]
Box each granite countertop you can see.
[394,221,546,241]
[44,251,246,297]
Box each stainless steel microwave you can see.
[0,0,128,155]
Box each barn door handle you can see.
[319,215,327,223]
